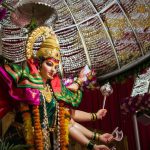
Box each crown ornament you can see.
[26,26,60,61]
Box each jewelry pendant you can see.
[41,84,52,103]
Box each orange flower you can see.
[20,103,34,150]
[32,105,43,150]
[58,103,70,150]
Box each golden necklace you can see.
[40,84,52,103]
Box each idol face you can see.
[40,58,59,81]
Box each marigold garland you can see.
[58,102,70,150]
[32,105,44,150]
[19,103,34,150]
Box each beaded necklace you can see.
[40,84,58,149]
[41,92,50,150]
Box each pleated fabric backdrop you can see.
[78,77,137,150]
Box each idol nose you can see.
[51,66,56,72]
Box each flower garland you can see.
[82,69,99,90]
[19,103,34,150]
[62,67,99,90]
[32,105,44,150]
[120,93,150,115]
[58,102,70,150]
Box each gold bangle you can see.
[92,132,96,140]
[91,113,94,121]
[74,81,80,87]
[91,113,97,121]
[94,113,97,120]
[92,132,100,141]
[76,78,82,86]
[95,133,100,141]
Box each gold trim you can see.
[26,26,54,59]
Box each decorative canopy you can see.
[11,0,58,27]
[0,0,150,80]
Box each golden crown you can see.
[26,26,61,61]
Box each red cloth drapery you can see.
[78,77,137,150]
[138,120,150,150]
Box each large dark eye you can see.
[46,61,53,66]
[55,65,59,70]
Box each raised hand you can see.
[99,133,114,143]
[96,109,107,120]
